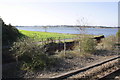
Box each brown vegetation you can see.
[43,40,79,55]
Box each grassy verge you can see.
[19,30,77,41]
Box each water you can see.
[16,26,118,37]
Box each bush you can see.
[116,30,120,40]
[79,37,97,54]
[10,38,57,71]
[2,22,23,46]
[102,35,117,50]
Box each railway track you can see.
[98,68,120,80]
[50,56,120,80]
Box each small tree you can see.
[80,37,97,54]
[76,17,88,34]
[75,17,89,53]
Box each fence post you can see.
[79,37,81,53]
[59,37,61,43]
[64,37,66,55]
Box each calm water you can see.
[16,26,118,37]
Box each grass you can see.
[19,30,77,41]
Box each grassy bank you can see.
[19,30,77,41]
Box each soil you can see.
[35,55,118,78]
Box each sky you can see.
[0,0,118,27]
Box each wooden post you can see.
[64,37,66,55]
[54,37,56,43]
[59,37,60,43]
[79,37,81,53]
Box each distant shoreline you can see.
[16,26,119,29]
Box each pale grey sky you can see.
[0,0,118,27]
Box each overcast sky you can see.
[0,0,118,27]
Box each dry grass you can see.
[102,35,118,50]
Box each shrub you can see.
[79,37,97,54]
[2,23,22,45]
[116,30,120,40]
[10,38,57,71]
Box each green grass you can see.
[19,30,77,41]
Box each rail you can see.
[50,56,119,80]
